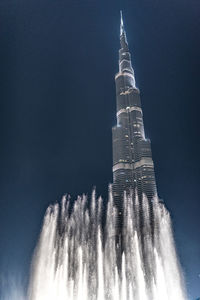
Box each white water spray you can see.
[28,189,186,300]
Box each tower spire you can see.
[119,11,128,50]
[120,10,124,36]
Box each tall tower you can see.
[112,12,157,218]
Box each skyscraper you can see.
[112,12,157,219]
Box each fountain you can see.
[28,188,186,300]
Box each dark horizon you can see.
[0,0,199,299]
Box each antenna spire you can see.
[120,10,124,36]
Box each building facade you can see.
[112,12,157,217]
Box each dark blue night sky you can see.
[0,0,199,299]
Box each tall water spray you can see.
[28,189,186,300]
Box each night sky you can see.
[0,0,199,299]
